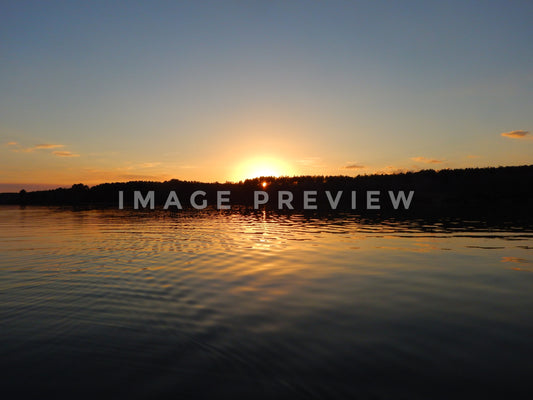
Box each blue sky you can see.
[1,0,532,190]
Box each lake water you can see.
[1,206,532,398]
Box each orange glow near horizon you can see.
[232,157,295,182]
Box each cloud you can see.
[467,154,480,159]
[501,130,530,139]
[5,141,17,146]
[34,143,65,149]
[411,156,445,164]
[118,162,162,171]
[344,164,365,169]
[10,147,35,153]
[79,167,173,183]
[118,174,169,181]
[10,143,66,153]
[138,162,161,168]
[9,143,80,157]
[53,151,79,157]
[297,157,321,166]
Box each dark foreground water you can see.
[1,206,532,399]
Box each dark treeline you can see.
[1,165,532,217]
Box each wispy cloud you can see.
[34,143,65,149]
[120,162,163,171]
[10,143,66,153]
[467,154,480,159]
[138,162,161,168]
[80,168,172,183]
[114,173,171,181]
[296,157,322,167]
[411,156,445,164]
[344,163,365,169]
[501,130,530,139]
[53,151,79,157]
[8,142,80,157]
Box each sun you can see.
[233,157,294,181]
[250,165,279,178]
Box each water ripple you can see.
[1,206,533,398]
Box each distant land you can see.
[1,165,532,218]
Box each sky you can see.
[1,0,532,191]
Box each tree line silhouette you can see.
[1,165,532,217]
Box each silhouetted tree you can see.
[0,165,531,219]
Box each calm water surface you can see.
[1,206,533,398]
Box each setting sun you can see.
[232,157,294,181]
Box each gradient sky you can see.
[1,0,532,191]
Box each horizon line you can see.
[1,164,532,194]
